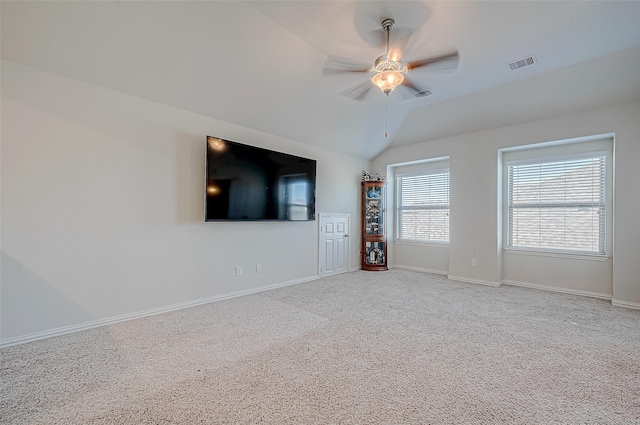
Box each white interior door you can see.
[319,213,350,277]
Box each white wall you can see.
[393,243,449,275]
[1,60,368,342]
[373,100,640,305]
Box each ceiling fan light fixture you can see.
[371,70,405,95]
[370,55,407,95]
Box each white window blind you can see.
[396,171,450,242]
[507,153,605,254]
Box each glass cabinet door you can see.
[365,186,384,235]
[364,241,386,265]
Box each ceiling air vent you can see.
[508,55,537,70]
[414,89,434,98]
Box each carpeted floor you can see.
[1,269,639,424]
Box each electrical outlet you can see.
[471,259,477,267]
[256,264,262,273]
[235,266,243,276]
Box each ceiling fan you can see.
[323,18,459,100]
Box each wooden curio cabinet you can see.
[361,180,388,271]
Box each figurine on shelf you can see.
[367,199,380,214]
[367,247,384,264]
[377,249,384,264]
[367,188,381,199]
[361,170,385,182]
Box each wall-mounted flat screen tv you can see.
[205,136,317,221]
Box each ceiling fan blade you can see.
[339,80,373,101]
[323,56,371,75]
[402,78,422,93]
[388,26,413,62]
[407,51,459,73]
[395,78,425,100]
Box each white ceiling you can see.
[2,1,640,159]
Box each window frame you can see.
[501,137,613,260]
[395,168,450,244]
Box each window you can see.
[396,170,450,243]
[507,152,606,255]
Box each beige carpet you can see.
[1,269,639,424]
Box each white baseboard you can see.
[447,275,502,287]
[611,299,640,310]
[393,265,448,276]
[0,275,319,349]
[502,279,612,300]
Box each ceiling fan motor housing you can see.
[381,18,395,31]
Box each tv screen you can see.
[205,136,317,221]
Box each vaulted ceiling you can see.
[2,1,640,159]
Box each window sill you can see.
[395,240,449,248]
[504,248,610,262]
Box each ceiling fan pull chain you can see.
[385,99,388,138]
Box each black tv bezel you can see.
[204,136,317,222]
